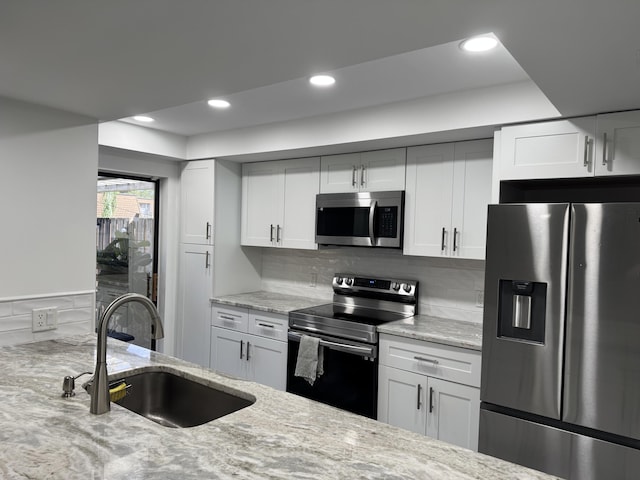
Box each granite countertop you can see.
[0,334,556,479]
[378,315,483,351]
[211,291,327,315]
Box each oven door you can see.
[286,330,378,419]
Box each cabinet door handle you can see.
[417,384,422,410]
[246,341,251,361]
[276,225,281,243]
[429,387,435,413]
[206,222,212,240]
[583,135,590,167]
[352,166,357,187]
[360,165,366,187]
[240,340,244,359]
[453,227,458,252]
[441,227,446,252]
[270,224,274,242]
[257,322,274,328]
[414,356,439,365]
[602,132,608,166]
[205,250,211,269]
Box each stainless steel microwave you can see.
[315,191,404,248]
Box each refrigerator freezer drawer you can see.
[479,408,640,480]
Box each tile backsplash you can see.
[260,248,485,323]
[0,292,94,346]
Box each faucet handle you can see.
[61,371,92,398]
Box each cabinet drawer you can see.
[379,334,481,388]
[211,304,249,332]
[248,310,288,342]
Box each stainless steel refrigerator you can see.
[479,203,640,479]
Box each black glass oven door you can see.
[286,332,378,419]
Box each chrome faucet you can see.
[90,293,164,415]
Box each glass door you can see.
[96,173,159,349]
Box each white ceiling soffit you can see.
[121,36,533,136]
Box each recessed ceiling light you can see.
[309,75,336,87]
[132,115,154,122]
[208,99,231,108]
[460,35,498,52]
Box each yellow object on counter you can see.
[109,382,129,402]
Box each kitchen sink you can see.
[92,367,255,428]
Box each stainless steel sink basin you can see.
[98,367,255,428]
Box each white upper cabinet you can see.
[180,160,215,244]
[320,148,406,193]
[404,139,493,259]
[241,157,319,250]
[498,111,640,181]
[498,117,596,180]
[594,111,640,176]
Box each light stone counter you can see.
[0,334,557,479]
[211,291,326,315]
[378,315,483,351]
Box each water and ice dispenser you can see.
[497,280,547,343]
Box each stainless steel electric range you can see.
[287,273,418,419]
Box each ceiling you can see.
[2,0,640,139]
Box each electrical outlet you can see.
[32,307,58,332]
[309,272,317,287]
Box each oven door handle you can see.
[288,331,376,358]
[368,200,377,247]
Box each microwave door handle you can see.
[369,200,377,246]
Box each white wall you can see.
[187,80,559,160]
[260,248,485,323]
[98,146,181,355]
[0,97,98,343]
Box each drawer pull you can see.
[220,314,238,321]
[257,322,275,328]
[414,356,439,365]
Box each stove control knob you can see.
[392,282,401,291]
[345,278,353,286]
[336,277,343,285]
[402,283,412,293]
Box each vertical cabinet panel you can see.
[246,335,288,391]
[281,160,320,249]
[378,365,426,434]
[404,143,455,257]
[179,244,213,367]
[210,326,246,379]
[451,139,493,259]
[241,162,282,247]
[426,377,480,451]
[594,111,640,176]
[180,160,215,244]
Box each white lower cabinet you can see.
[178,243,213,367]
[377,334,481,451]
[210,304,288,391]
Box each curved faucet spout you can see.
[90,293,164,415]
